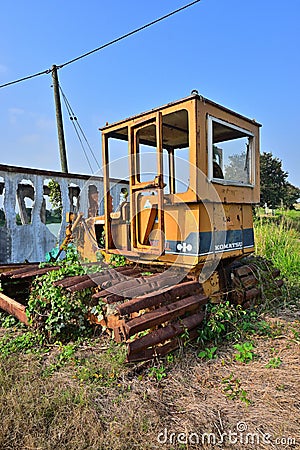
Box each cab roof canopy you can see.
[101,93,260,150]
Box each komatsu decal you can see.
[215,241,242,251]
[165,228,254,256]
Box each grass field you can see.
[254,215,300,285]
[0,214,299,449]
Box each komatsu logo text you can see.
[215,241,243,251]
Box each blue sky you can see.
[0,0,299,187]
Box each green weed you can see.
[0,312,19,328]
[233,342,255,363]
[0,331,44,357]
[148,365,167,382]
[180,326,190,345]
[291,328,300,342]
[74,342,126,385]
[197,301,269,346]
[198,346,218,360]
[75,365,119,386]
[265,357,282,368]
[109,254,127,267]
[27,247,104,342]
[166,353,174,364]
[42,343,78,376]
[221,373,251,405]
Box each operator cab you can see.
[99,93,261,268]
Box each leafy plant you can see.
[180,326,190,345]
[0,312,19,328]
[291,328,300,342]
[221,373,251,405]
[198,346,218,360]
[166,353,174,364]
[43,343,78,376]
[197,297,275,359]
[27,247,103,342]
[0,331,44,357]
[197,301,248,345]
[148,365,167,382]
[233,342,255,363]
[89,302,106,323]
[265,357,282,368]
[109,254,127,267]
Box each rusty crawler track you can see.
[0,262,283,362]
[229,262,284,309]
[53,266,209,362]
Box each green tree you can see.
[260,152,299,208]
[260,152,288,208]
[48,179,62,219]
[282,182,300,209]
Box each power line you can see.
[0,68,51,89]
[58,0,201,69]
[0,0,201,89]
[59,84,101,171]
[59,85,99,173]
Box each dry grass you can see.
[1,217,299,449]
[0,310,300,450]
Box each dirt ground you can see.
[0,304,300,450]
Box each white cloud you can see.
[8,107,25,124]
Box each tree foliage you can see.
[260,152,299,208]
[282,182,300,209]
[48,179,62,211]
[224,151,249,183]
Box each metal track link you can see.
[78,267,209,361]
[230,262,283,308]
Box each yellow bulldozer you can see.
[79,93,259,266]
[0,93,282,361]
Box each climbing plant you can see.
[27,247,103,342]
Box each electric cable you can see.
[58,0,201,69]
[0,68,51,89]
[59,85,94,173]
[59,86,101,171]
[0,0,201,89]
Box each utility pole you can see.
[51,64,68,173]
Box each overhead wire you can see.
[59,85,94,173]
[0,0,202,173]
[59,85,101,172]
[0,68,51,89]
[58,0,201,69]
[0,0,201,89]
